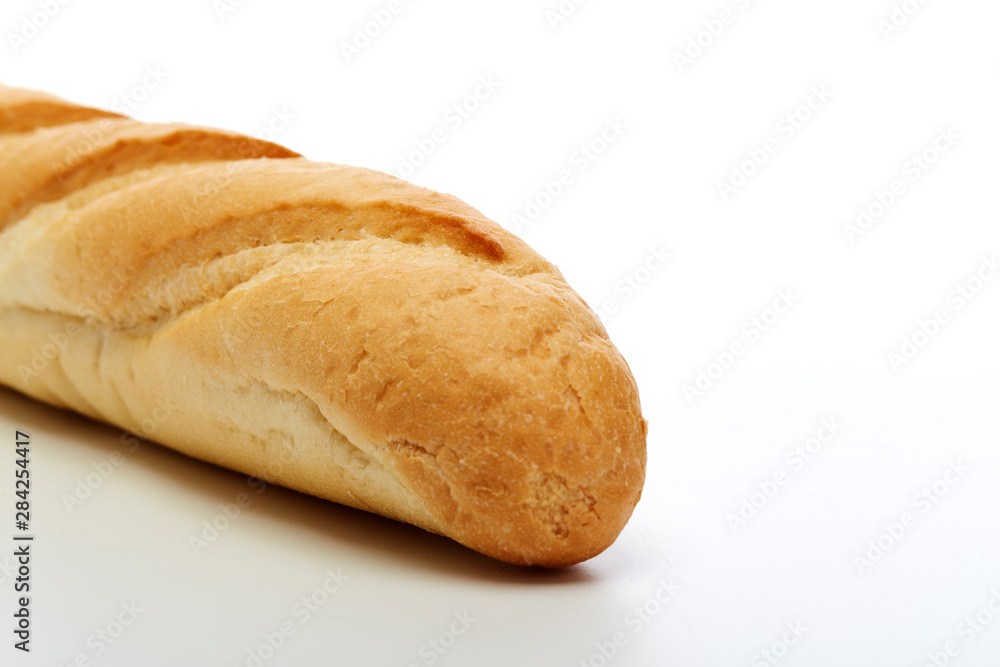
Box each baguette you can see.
[0,84,646,567]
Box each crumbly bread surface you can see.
[0,85,646,566]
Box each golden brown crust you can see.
[0,119,299,230]
[0,84,124,135]
[0,84,646,567]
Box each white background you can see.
[2,0,999,665]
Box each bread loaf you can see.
[0,84,646,567]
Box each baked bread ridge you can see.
[0,83,123,134]
[0,84,647,567]
[0,116,300,230]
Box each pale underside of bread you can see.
[0,85,646,567]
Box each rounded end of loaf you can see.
[352,265,648,567]
[381,332,647,568]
